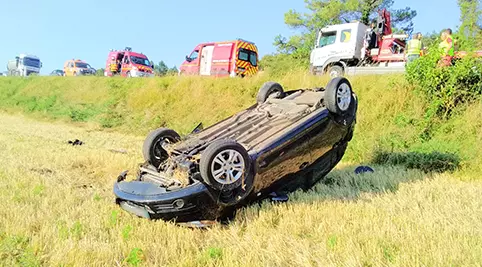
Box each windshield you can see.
[75,62,91,69]
[238,48,257,66]
[23,57,41,68]
[130,56,151,66]
[318,31,337,47]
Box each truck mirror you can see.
[185,55,191,62]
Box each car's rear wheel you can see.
[142,128,181,167]
[200,139,252,193]
[256,81,285,104]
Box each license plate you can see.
[119,201,150,219]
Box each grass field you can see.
[0,73,481,266]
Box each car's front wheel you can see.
[142,128,181,167]
[200,139,254,205]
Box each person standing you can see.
[406,32,423,64]
[439,30,454,66]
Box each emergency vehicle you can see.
[179,39,259,77]
[104,47,154,77]
[63,59,96,76]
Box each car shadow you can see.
[223,150,461,225]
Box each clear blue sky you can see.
[1,0,460,75]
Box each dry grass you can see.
[0,112,481,266]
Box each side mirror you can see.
[185,55,191,62]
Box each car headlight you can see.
[132,66,138,71]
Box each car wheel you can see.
[127,71,131,78]
[256,81,286,104]
[328,65,344,78]
[142,128,181,167]
[200,139,251,192]
[325,77,354,116]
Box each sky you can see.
[0,0,460,75]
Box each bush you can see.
[406,47,482,118]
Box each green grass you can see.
[0,72,481,178]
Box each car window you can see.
[340,29,351,43]
[189,50,199,60]
[319,31,337,47]
[238,50,249,61]
[238,48,258,66]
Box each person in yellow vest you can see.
[109,56,118,74]
[445,28,457,56]
[406,32,423,64]
[439,30,454,66]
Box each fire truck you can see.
[104,47,154,77]
[310,9,408,77]
[179,38,259,77]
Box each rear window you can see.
[238,48,257,66]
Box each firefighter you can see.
[406,32,423,64]
[109,56,118,74]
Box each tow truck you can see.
[310,9,408,77]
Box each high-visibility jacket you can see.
[406,39,422,55]
[446,35,455,56]
[439,39,452,56]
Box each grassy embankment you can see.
[0,72,481,176]
[0,73,481,266]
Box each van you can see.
[63,59,96,76]
[179,39,258,77]
[104,47,154,77]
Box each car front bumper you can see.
[113,180,220,222]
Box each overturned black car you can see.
[113,77,358,223]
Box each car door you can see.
[253,125,314,193]
[200,45,214,75]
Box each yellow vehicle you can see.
[63,59,96,76]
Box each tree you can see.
[154,61,169,76]
[457,0,482,50]
[95,68,105,76]
[274,0,417,60]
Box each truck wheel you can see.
[256,81,285,104]
[200,139,252,192]
[142,128,181,167]
[325,77,354,116]
[127,72,131,78]
[328,65,344,78]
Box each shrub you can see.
[373,150,460,173]
[406,46,482,118]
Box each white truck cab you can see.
[7,54,42,76]
[310,22,368,77]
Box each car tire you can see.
[127,72,131,78]
[200,139,252,192]
[256,81,286,104]
[325,77,354,116]
[142,127,181,167]
[328,65,344,78]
